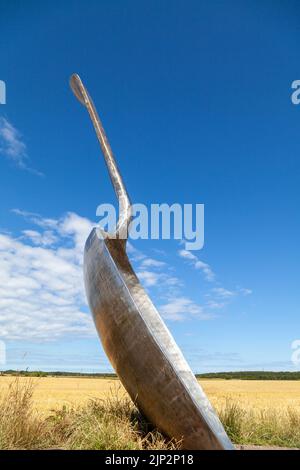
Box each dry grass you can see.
[0,376,299,449]
[0,379,51,449]
[0,378,177,450]
[218,399,300,448]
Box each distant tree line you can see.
[1,370,300,380]
[0,370,117,379]
[195,371,300,380]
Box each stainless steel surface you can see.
[70,74,234,450]
[70,74,131,240]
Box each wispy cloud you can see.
[0,117,26,164]
[177,347,243,372]
[211,287,236,299]
[129,245,252,323]
[12,209,57,229]
[203,284,252,315]
[126,243,207,321]
[136,270,162,287]
[0,117,43,176]
[136,269,182,292]
[177,247,252,318]
[178,249,215,281]
[127,243,182,291]
[22,229,58,247]
[159,297,214,322]
[140,258,166,268]
[239,287,252,296]
[126,242,146,261]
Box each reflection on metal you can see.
[70,74,234,450]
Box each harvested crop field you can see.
[1,376,299,414]
[0,376,299,449]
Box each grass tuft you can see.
[0,378,51,449]
[217,400,300,448]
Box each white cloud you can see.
[177,248,252,316]
[178,249,197,261]
[12,209,57,229]
[0,117,26,165]
[132,249,248,322]
[212,287,235,298]
[159,297,213,322]
[0,211,95,341]
[178,249,215,281]
[140,258,166,268]
[129,245,181,292]
[136,269,181,291]
[126,242,146,261]
[0,117,43,176]
[136,270,162,287]
[22,230,58,247]
[239,287,252,296]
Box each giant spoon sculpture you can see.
[70,74,234,450]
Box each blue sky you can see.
[0,0,300,373]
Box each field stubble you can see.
[0,376,299,449]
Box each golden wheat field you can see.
[0,376,299,415]
[1,376,300,448]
